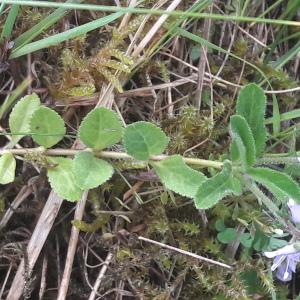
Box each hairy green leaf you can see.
[79,108,123,150]
[248,167,300,203]
[30,106,66,148]
[73,152,114,190]
[236,83,267,156]
[123,121,169,160]
[9,93,40,146]
[0,153,16,184]
[151,155,206,198]
[194,162,242,209]
[230,115,256,169]
[47,157,83,201]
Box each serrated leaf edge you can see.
[78,107,123,149]
[123,121,169,160]
[47,157,83,202]
[247,167,300,202]
[194,162,240,209]
[9,93,40,134]
[29,106,66,148]
[236,83,267,156]
[0,153,16,184]
[230,115,256,168]
[151,155,206,198]
[72,153,114,190]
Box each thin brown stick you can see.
[0,263,12,299]
[132,0,183,57]
[138,236,232,269]
[88,252,114,300]
[195,5,212,110]
[6,191,63,300]
[39,254,48,300]
[0,185,33,230]
[57,191,88,300]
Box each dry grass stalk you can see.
[6,191,63,300]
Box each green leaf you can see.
[0,153,16,184]
[215,219,226,232]
[0,4,19,42]
[0,78,31,120]
[217,228,237,244]
[265,108,300,125]
[194,162,242,209]
[267,237,288,251]
[123,121,169,160]
[247,167,300,203]
[79,107,123,150]
[73,152,114,190]
[151,155,206,198]
[47,157,83,201]
[30,106,66,148]
[271,95,280,136]
[230,115,256,169]
[285,164,300,178]
[9,93,40,146]
[240,233,253,248]
[252,228,270,251]
[236,84,267,156]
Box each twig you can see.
[88,252,114,300]
[195,5,212,109]
[57,191,88,300]
[137,236,232,269]
[6,191,63,300]
[0,185,33,230]
[39,254,48,300]
[132,0,183,57]
[0,263,12,299]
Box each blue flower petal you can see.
[288,199,300,224]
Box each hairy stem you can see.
[0,147,223,169]
[242,176,287,227]
[257,156,300,165]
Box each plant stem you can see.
[257,156,300,165]
[242,176,287,227]
[0,147,223,169]
[2,1,300,27]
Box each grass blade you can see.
[265,108,300,125]
[13,0,84,51]
[0,78,31,120]
[271,40,300,69]
[1,1,300,26]
[176,27,269,82]
[10,12,123,58]
[0,4,19,42]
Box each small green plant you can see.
[1,84,300,215]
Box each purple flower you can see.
[287,199,300,224]
[265,244,300,282]
[263,200,300,282]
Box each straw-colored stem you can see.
[0,147,223,169]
